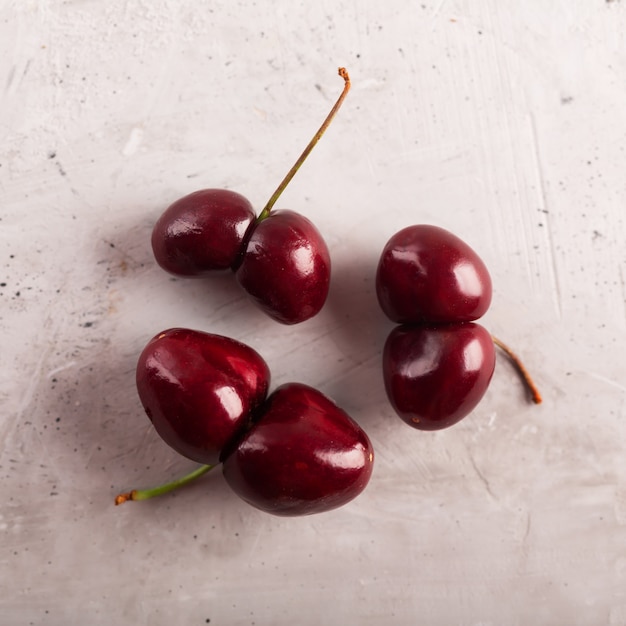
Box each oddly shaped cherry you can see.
[136,328,270,465]
[376,224,492,324]
[151,189,256,276]
[234,210,331,324]
[383,323,495,430]
[222,382,374,516]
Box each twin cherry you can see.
[127,328,374,516]
[150,68,352,325]
[116,69,540,516]
[376,224,496,431]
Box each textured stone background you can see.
[1,1,625,624]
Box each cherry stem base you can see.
[114,463,215,505]
[492,335,542,404]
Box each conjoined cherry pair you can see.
[376,224,540,431]
[120,328,374,516]
[150,69,351,325]
[376,224,496,430]
[116,68,540,517]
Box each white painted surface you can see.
[1,1,625,624]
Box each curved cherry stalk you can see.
[256,67,351,222]
[492,335,542,404]
[115,463,215,505]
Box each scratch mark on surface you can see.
[47,361,77,379]
[467,451,498,501]
[586,372,626,394]
[122,127,144,156]
[316,351,380,391]
[213,297,249,317]
[619,265,626,321]
[523,511,532,544]
[247,524,264,559]
[5,65,16,93]
[18,346,53,419]
[278,326,339,361]
[430,0,449,23]
[528,113,563,319]
[4,59,32,96]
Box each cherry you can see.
[376,224,492,324]
[382,322,496,430]
[150,68,351,324]
[121,330,374,516]
[222,382,374,516]
[234,209,330,324]
[135,328,271,465]
[151,189,255,275]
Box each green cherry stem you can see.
[492,335,543,405]
[114,463,215,505]
[256,67,351,223]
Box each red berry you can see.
[382,323,496,430]
[376,225,492,324]
[136,328,270,465]
[151,189,256,276]
[222,382,374,516]
[235,210,331,324]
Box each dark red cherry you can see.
[234,210,331,324]
[136,328,270,465]
[383,323,495,430]
[222,382,374,516]
[376,224,492,324]
[151,189,256,276]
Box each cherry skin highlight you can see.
[151,189,256,276]
[136,328,270,465]
[222,382,374,516]
[235,210,331,324]
[383,322,496,430]
[376,224,492,324]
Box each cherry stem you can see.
[114,463,215,505]
[492,335,543,404]
[256,67,351,222]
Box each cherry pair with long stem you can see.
[151,69,351,324]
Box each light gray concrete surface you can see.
[1,2,625,624]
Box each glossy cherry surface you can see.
[151,189,256,276]
[376,224,492,324]
[136,328,270,465]
[235,210,331,324]
[222,382,374,516]
[383,322,495,430]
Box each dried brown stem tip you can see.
[492,336,543,404]
[114,491,136,505]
